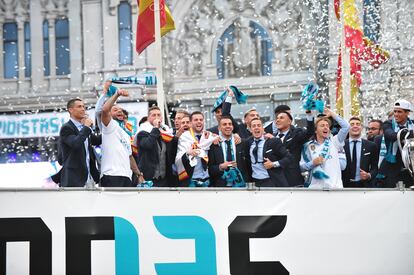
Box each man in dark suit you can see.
[135,106,175,187]
[264,104,291,135]
[245,118,291,187]
[208,116,248,187]
[379,99,414,187]
[59,98,101,187]
[342,117,378,187]
[366,119,383,142]
[208,89,239,135]
[264,109,314,186]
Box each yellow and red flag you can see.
[136,0,175,54]
[335,0,390,116]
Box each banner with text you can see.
[0,102,148,139]
[0,190,413,275]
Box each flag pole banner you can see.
[0,189,413,275]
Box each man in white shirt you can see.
[100,87,142,187]
[175,111,215,187]
[300,109,350,189]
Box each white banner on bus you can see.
[0,102,148,139]
[0,190,413,275]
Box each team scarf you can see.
[175,129,215,182]
[138,121,174,143]
[377,118,414,179]
[211,86,248,113]
[136,180,154,188]
[219,133,246,188]
[302,138,331,187]
[189,179,210,187]
[300,81,324,113]
[385,118,414,163]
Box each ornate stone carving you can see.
[41,0,68,17]
[0,0,29,20]
[168,0,313,78]
[109,0,137,16]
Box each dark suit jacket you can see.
[167,136,180,187]
[135,127,174,182]
[208,140,249,187]
[265,121,314,186]
[379,120,414,187]
[245,137,291,187]
[59,120,101,187]
[237,123,252,139]
[342,139,378,187]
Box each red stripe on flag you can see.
[136,0,171,54]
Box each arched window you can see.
[3,23,18,79]
[118,1,133,65]
[55,18,70,75]
[363,0,380,43]
[24,22,31,77]
[43,20,50,76]
[216,19,272,79]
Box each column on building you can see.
[69,0,82,90]
[30,0,46,92]
[81,0,103,88]
[103,0,120,73]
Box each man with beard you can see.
[169,113,191,186]
[135,106,175,187]
[59,98,101,187]
[99,88,142,187]
[366,119,383,142]
[173,109,190,135]
[208,116,248,187]
[175,111,216,187]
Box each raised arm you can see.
[325,108,350,144]
[101,89,129,127]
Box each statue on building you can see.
[224,18,261,78]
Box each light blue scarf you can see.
[211,86,248,113]
[301,81,324,113]
[302,139,331,187]
[385,118,414,164]
[218,133,246,188]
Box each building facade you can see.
[0,0,413,163]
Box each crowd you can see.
[55,82,414,189]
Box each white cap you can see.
[394,99,412,111]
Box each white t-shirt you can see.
[304,135,344,189]
[101,119,132,179]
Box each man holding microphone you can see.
[59,98,101,187]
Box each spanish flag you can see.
[335,0,390,116]
[136,0,175,54]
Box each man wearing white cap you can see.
[378,99,414,187]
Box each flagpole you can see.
[153,0,166,122]
[341,0,351,121]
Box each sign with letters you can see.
[0,102,148,139]
[0,189,413,274]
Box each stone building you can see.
[0,0,412,163]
